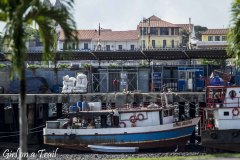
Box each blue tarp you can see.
[209,76,224,86]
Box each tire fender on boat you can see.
[119,121,126,128]
[210,132,217,139]
[129,115,137,123]
[232,108,239,116]
[232,132,239,137]
[137,113,144,121]
[69,134,76,139]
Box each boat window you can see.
[163,110,168,117]
[223,111,229,116]
[169,109,173,116]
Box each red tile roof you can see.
[202,29,228,35]
[138,15,178,28]
[176,24,193,32]
[92,30,139,41]
[59,30,97,41]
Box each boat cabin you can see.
[204,86,240,130]
[46,102,175,130]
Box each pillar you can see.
[56,103,62,118]
[0,103,5,142]
[178,102,185,120]
[42,103,49,123]
[189,102,196,144]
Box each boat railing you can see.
[207,96,240,108]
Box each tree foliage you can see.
[0,1,77,158]
[201,59,226,67]
[194,25,208,40]
[227,0,240,68]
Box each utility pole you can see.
[147,18,151,50]
[95,23,101,51]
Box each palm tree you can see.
[0,0,77,159]
[227,0,240,68]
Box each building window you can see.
[76,42,79,50]
[171,40,174,48]
[118,45,122,50]
[163,40,167,48]
[224,111,229,116]
[163,110,168,117]
[175,28,179,35]
[63,42,67,50]
[130,45,135,50]
[222,36,227,41]
[171,28,174,35]
[84,43,88,50]
[142,40,145,49]
[152,40,155,48]
[215,36,220,41]
[208,36,213,41]
[150,27,158,35]
[160,28,169,35]
[140,27,147,35]
[106,45,110,51]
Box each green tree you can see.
[201,59,226,67]
[194,25,208,40]
[227,0,240,68]
[0,1,77,159]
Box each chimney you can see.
[189,17,192,33]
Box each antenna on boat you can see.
[161,84,169,108]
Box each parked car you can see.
[9,77,50,94]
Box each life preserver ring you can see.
[232,108,239,116]
[210,132,217,139]
[207,123,213,129]
[119,121,126,128]
[129,115,137,123]
[229,90,237,99]
[137,113,144,121]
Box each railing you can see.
[206,96,240,108]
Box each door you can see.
[187,71,194,90]
[163,40,167,48]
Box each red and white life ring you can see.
[232,108,239,116]
[119,121,126,128]
[129,115,137,123]
[137,113,144,121]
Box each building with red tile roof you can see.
[196,28,228,49]
[202,29,228,35]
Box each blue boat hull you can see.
[44,125,195,150]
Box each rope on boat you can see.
[0,124,46,134]
[0,130,43,139]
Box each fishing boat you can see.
[43,93,200,151]
[200,85,240,152]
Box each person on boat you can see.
[214,93,222,107]
[113,78,118,92]
[81,118,88,129]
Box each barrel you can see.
[69,105,78,113]
[76,101,82,111]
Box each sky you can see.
[0,0,233,31]
[72,0,232,30]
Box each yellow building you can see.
[202,29,228,42]
[197,29,228,49]
[138,15,190,49]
